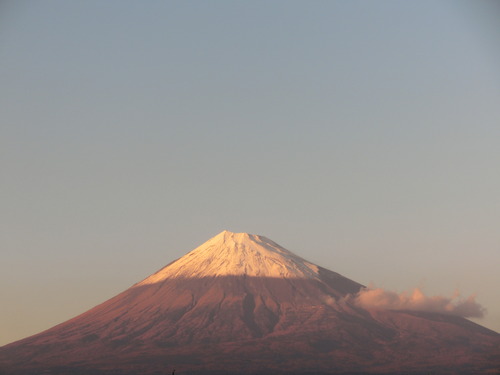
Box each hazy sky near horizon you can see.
[1,1,500,345]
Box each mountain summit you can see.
[1,231,498,374]
[139,230,344,281]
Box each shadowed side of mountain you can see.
[1,275,499,375]
[1,275,364,349]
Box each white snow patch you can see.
[137,230,321,285]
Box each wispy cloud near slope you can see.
[351,287,485,318]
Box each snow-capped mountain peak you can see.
[137,230,320,284]
[3,230,497,375]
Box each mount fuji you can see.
[0,231,498,374]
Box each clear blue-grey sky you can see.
[1,1,499,345]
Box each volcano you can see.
[1,231,498,374]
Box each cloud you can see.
[351,287,485,318]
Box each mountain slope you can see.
[0,231,498,374]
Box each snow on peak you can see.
[137,231,320,285]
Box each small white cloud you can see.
[351,287,485,318]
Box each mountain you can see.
[1,231,498,374]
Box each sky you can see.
[1,1,500,346]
